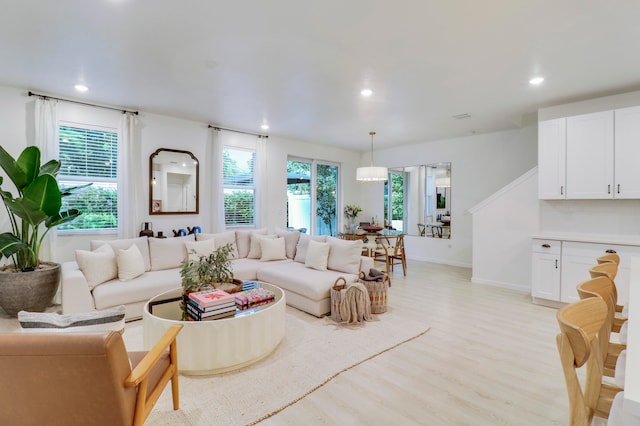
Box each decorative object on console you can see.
[139,222,154,238]
[188,225,202,235]
[173,228,188,237]
[0,145,88,316]
[344,204,362,233]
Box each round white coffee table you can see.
[143,283,285,375]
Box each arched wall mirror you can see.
[387,162,451,238]
[149,148,199,214]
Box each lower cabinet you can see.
[531,239,640,307]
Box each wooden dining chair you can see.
[417,223,426,236]
[576,277,626,378]
[556,297,622,424]
[374,235,406,276]
[598,253,620,266]
[590,262,626,316]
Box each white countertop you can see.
[531,232,640,246]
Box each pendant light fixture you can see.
[356,131,388,182]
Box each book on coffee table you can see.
[235,288,275,310]
[186,303,236,321]
[187,299,235,313]
[189,289,234,308]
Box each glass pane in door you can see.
[316,163,338,236]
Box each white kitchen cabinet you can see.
[531,239,561,302]
[565,110,614,199]
[614,106,640,198]
[538,119,566,199]
[531,239,640,307]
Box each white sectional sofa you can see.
[61,229,374,320]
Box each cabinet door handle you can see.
[555,259,558,269]
[542,244,551,248]
[618,184,621,194]
[560,186,564,195]
[608,184,611,194]
[606,249,617,254]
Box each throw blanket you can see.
[338,282,373,324]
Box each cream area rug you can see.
[123,305,430,426]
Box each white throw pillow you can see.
[148,235,193,271]
[117,244,146,281]
[198,231,239,259]
[275,228,301,259]
[327,236,363,275]
[305,239,330,271]
[185,239,217,261]
[75,244,117,289]
[91,236,152,272]
[236,228,267,258]
[294,234,328,263]
[248,233,276,259]
[260,237,287,261]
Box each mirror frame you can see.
[149,148,199,215]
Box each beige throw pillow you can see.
[117,244,146,281]
[148,235,193,271]
[236,228,267,258]
[294,234,327,263]
[305,239,330,271]
[90,236,152,271]
[185,239,217,261]
[248,233,276,259]
[260,237,287,261]
[75,244,117,289]
[327,236,363,275]
[275,228,301,259]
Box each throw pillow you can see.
[236,228,267,258]
[185,239,217,261]
[18,305,126,333]
[117,244,146,281]
[327,236,363,275]
[294,233,327,263]
[260,237,287,261]
[275,228,301,259]
[91,236,152,271]
[75,244,117,289]
[305,239,330,271]
[148,235,193,271]
[198,231,239,259]
[248,233,276,259]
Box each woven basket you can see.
[359,271,389,314]
[330,277,347,322]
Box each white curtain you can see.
[207,128,225,232]
[33,98,59,263]
[255,135,268,228]
[118,112,141,238]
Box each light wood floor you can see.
[261,260,571,426]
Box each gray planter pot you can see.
[0,262,61,317]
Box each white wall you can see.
[361,126,538,267]
[0,85,364,263]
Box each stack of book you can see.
[186,289,236,321]
[235,287,275,310]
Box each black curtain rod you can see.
[28,91,139,115]
[208,124,268,138]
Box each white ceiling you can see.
[2,0,640,151]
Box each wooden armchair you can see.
[0,324,183,426]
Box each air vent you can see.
[452,113,471,120]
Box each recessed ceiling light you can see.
[261,123,269,130]
[360,88,373,97]
[74,83,89,92]
[529,76,545,85]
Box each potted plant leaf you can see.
[0,145,87,316]
[179,242,242,318]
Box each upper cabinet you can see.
[538,106,640,200]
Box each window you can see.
[58,124,118,231]
[383,171,405,232]
[223,147,256,225]
[287,158,339,236]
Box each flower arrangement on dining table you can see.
[344,205,362,218]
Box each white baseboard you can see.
[471,277,530,293]
[406,255,471,268]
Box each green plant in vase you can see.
[179,242,238,318]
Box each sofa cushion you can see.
[198,231,239,259]
[258,261,357,302]
[327,236,363,275]
[236,228,266,258]
[275,228,301,259]
[91,269,182,310]
[260,237,287,261]
[305,240,330,271]
[185,239,216,260]
[294,234,327,263]
[91,237,152,272]
[148,235,193,271]
[117,244,146,281]
[248,233,276,259]
[75,244,117,289]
